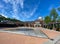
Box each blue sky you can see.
[0,0,60,21]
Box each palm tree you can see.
[44,16,51,24]
[50,8,58,22]
[57,16,60,22]
[58,7,60,11]
[57,7,60,22]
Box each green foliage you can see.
[57,16,60,22]
[44,16,51,24]
[57,7,60,22]
[50,8,58,22]
[0,15,6,21]
[0,15,21,22]
[58,7,60,11]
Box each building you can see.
[24,18,44,27]
[48,22,60,31]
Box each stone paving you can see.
[0,27,60,44]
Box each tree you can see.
[0,15,22,22]
[44,16,51,24]
[57,16,60,22]
[50,8,58,22]
[58,7,60,11]
[0,15,6,21]
[57,7,60,22]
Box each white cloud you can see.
[0,5,3,8]
[7,0,24,19]
[19,1,40,19]
[20,12,29,18]
[19,0,24,8]
[12,15,20,20]
[0,13,8,18]
[2,0,41,20]
[29,1,40,17]
[38,17,42,19]
[3,0,10,3]
[13,8,17,12]
[21,6,38,18]
[30,6,38,16]
[3,0,24,8]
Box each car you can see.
[0,27,60,44]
